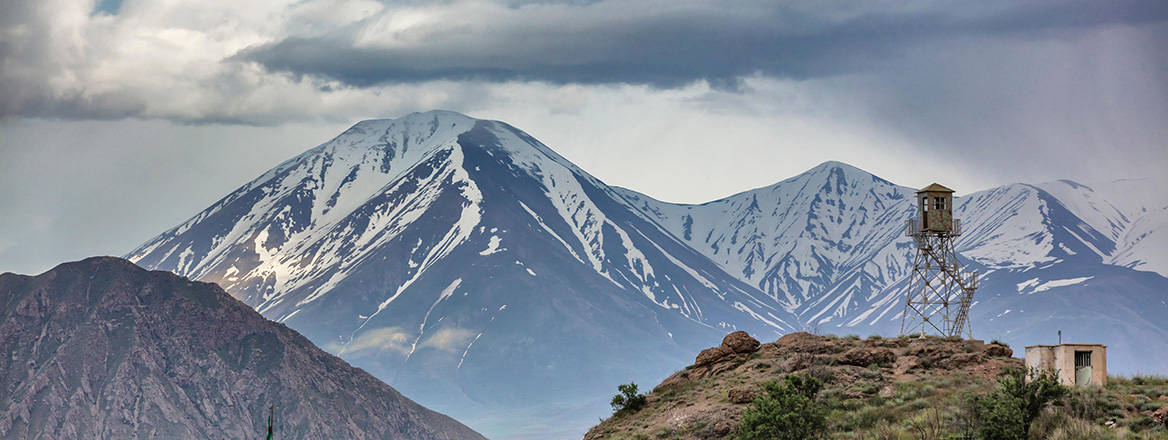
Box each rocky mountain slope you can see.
[586,332,1168,439]
[0,257,484,440]
[127,110,1168,438]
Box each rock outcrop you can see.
[722,331,761,353]
[774,332,835,354]
[985,342,1013,358]
[695,331,761,365]
[1151,406,1168,427]
[839,347,896,367]
[695,346,735,367]
[728,389,756,404]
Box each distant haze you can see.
[1,0,1166,274]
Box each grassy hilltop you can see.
[586,332,1168,439]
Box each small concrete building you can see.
[1025,344,1107,386]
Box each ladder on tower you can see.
[949,271,977,338]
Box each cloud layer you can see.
[2,0,1165,124]
[239,0,1168,88]
[1,0,1166,275]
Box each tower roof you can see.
[917,183,955,193]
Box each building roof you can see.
[917,183,955,193]
[1025,344,1107,348]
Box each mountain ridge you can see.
[126,110,1168,439]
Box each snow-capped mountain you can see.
[129,111,1168,438]
[615,162,919,322]
[129,111,797,439]
[617,168,1168,377]
[1035,178,1168,275]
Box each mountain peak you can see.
[809,159,854,170]
[53,255,143,272]
[807,160,866,173]
[335,110,478,149]
[351,109,477,129]
[802,160,893,185]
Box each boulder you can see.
[907,340,955,360]
[775,332,833,354]
[940,352,985,368]
[985,343,1013,358]
[728,389,756,404]
[839,347,896,367]
[756,342,782,357]
[722,331,761,354]
[656,370,691,390]
[1152,406,1168,427]
[714,420,733,436]
[782,353,814,372]
[894,355,921,375]
[695,346,734,367]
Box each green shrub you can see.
[859,366,882,379]
[894,382,936,402]
[854,381,880,396]
[977,391,1027,440]
[737,374,827,440]
[854,404,897,431]
[906,398,931,412]
[807,365,836,383]
[906,408,948,440]
[976,368,1067,439]
[611,382,647,415]
[1030,409,1118,440]
[1062,386,1115,423]
[1128,415,1163,433]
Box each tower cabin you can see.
[917,183,956,234]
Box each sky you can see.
[1,0,1167,275]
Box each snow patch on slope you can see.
[479,235,505,255]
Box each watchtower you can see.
[917,183,955,232]
[901,183,978,338]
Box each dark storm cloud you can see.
[237,0,1168,88]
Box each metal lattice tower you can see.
[900,183,978,338]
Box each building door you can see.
[1074,351,1092,385]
